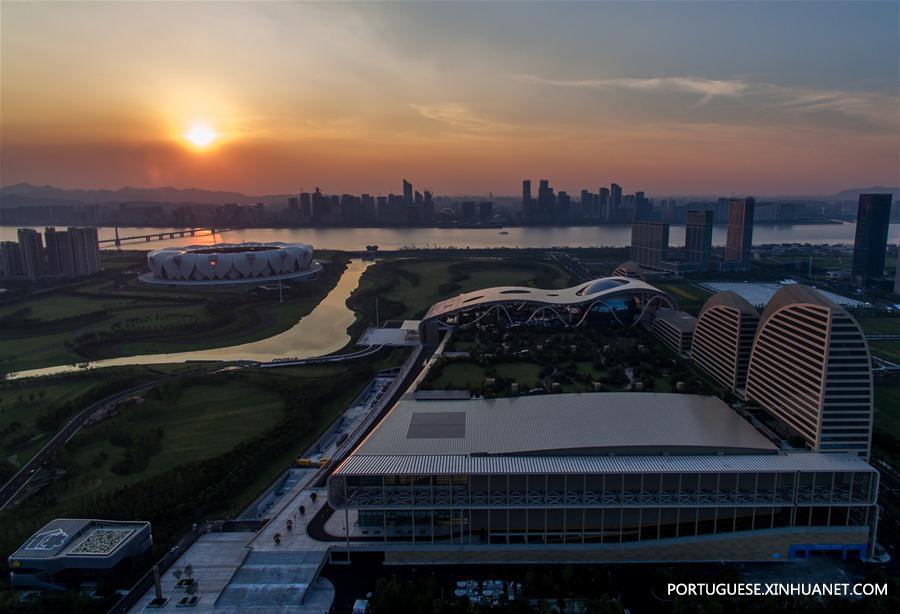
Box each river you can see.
[3,223,899,251]
[6,259,371,380]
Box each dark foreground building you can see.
[8,519,151,591]
[851,193,893,287]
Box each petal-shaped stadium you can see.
[140,242,321,286]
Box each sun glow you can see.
[184,123,217,148]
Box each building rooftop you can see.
[700,290,759,317]
[351,393,777,458]
[9,519,150,561]
[653,308,697,333]
[335,451,874,477]
[698,282,864,309]
[422,277,672,321]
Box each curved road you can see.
[0,380,164,510]
[0,345,386,511]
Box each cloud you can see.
[515,74,750,103]
[408,102,512,135]
[514,73,898,128]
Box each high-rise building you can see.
[477,201,493,221]
[556,191,570,223]
[609,183,624,222]
[634,191,651,221]
[310,188,327,224]
[68,227,101,275]
[723,197,755,271]
[402,179,413,208]
[537,179,554,224]
[598,187,610,222]
[423,191,434,225]
[895,243,900,296]
[522,180,531,204]
[44,227,76,277]
[17,228,44,280]
[0,241,23,278]
[684,210,713,271]
[746,285,873,459]
[851,193,893,286]
[630,221,669,268]
[299,192,312,219]
[691,291,759,395]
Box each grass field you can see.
[49,382,287,504]
[874,382,900,438]
[870,341,900,363]
[0,376,111,467]
[653,282,713,315]
[0,252,347,374]
[349,256,572,326]
[858,317,900,336]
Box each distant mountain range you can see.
[1,182,898,208]
[828,186,900,201]
[0,183,292,208]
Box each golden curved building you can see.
[746,285,873,459]
[691,291,760,395]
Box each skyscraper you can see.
[610,183,623,222]
[402,179,413,207]
[630,221,670,268]
[851,193,893,286]
[724,197,755,271]
[684,210,713,271]
[44,227,76,276]
[16,228,44,280]
[522,180,531,204]
[0,242,23,278]
[537,179,554,224]
[598,187,610,222]
[68,227,100,275]
[634,191,651,221]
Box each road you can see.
[0,379,164,510]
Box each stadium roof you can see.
[422,276,672,321]
[335,451,875,476]
[351,393,777,458]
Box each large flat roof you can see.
[335,451,875,476]
[351,393,777,457]
[699,282,864,308]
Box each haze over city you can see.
[2,1,898,196]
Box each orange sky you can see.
[2,2,898,196]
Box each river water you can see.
[6,259,371,380]
[3,223,899,251]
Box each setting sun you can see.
[184,123,217,148]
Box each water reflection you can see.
[7,260,371,380]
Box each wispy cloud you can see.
[514,74,898,129]
[515,74,750,104]
[409,103,492,130]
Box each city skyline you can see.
[2,1,898,196]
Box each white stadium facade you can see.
[140,242,320,286]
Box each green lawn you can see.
[0,254,348,374]
[874,382,900,437]
[495,362,543,387]
[430,362,487,390]
[351,257,571,321]
[858,317,900,336]
[0,376,109,466]
[870,341,900,363]
[653,282,712,314]
[48,382,286,504]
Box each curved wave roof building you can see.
[142,242,318,285]
[691,291,760,395]
[746,285,873,459]
[421,276,675,331]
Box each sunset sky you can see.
[2,1,898,196]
